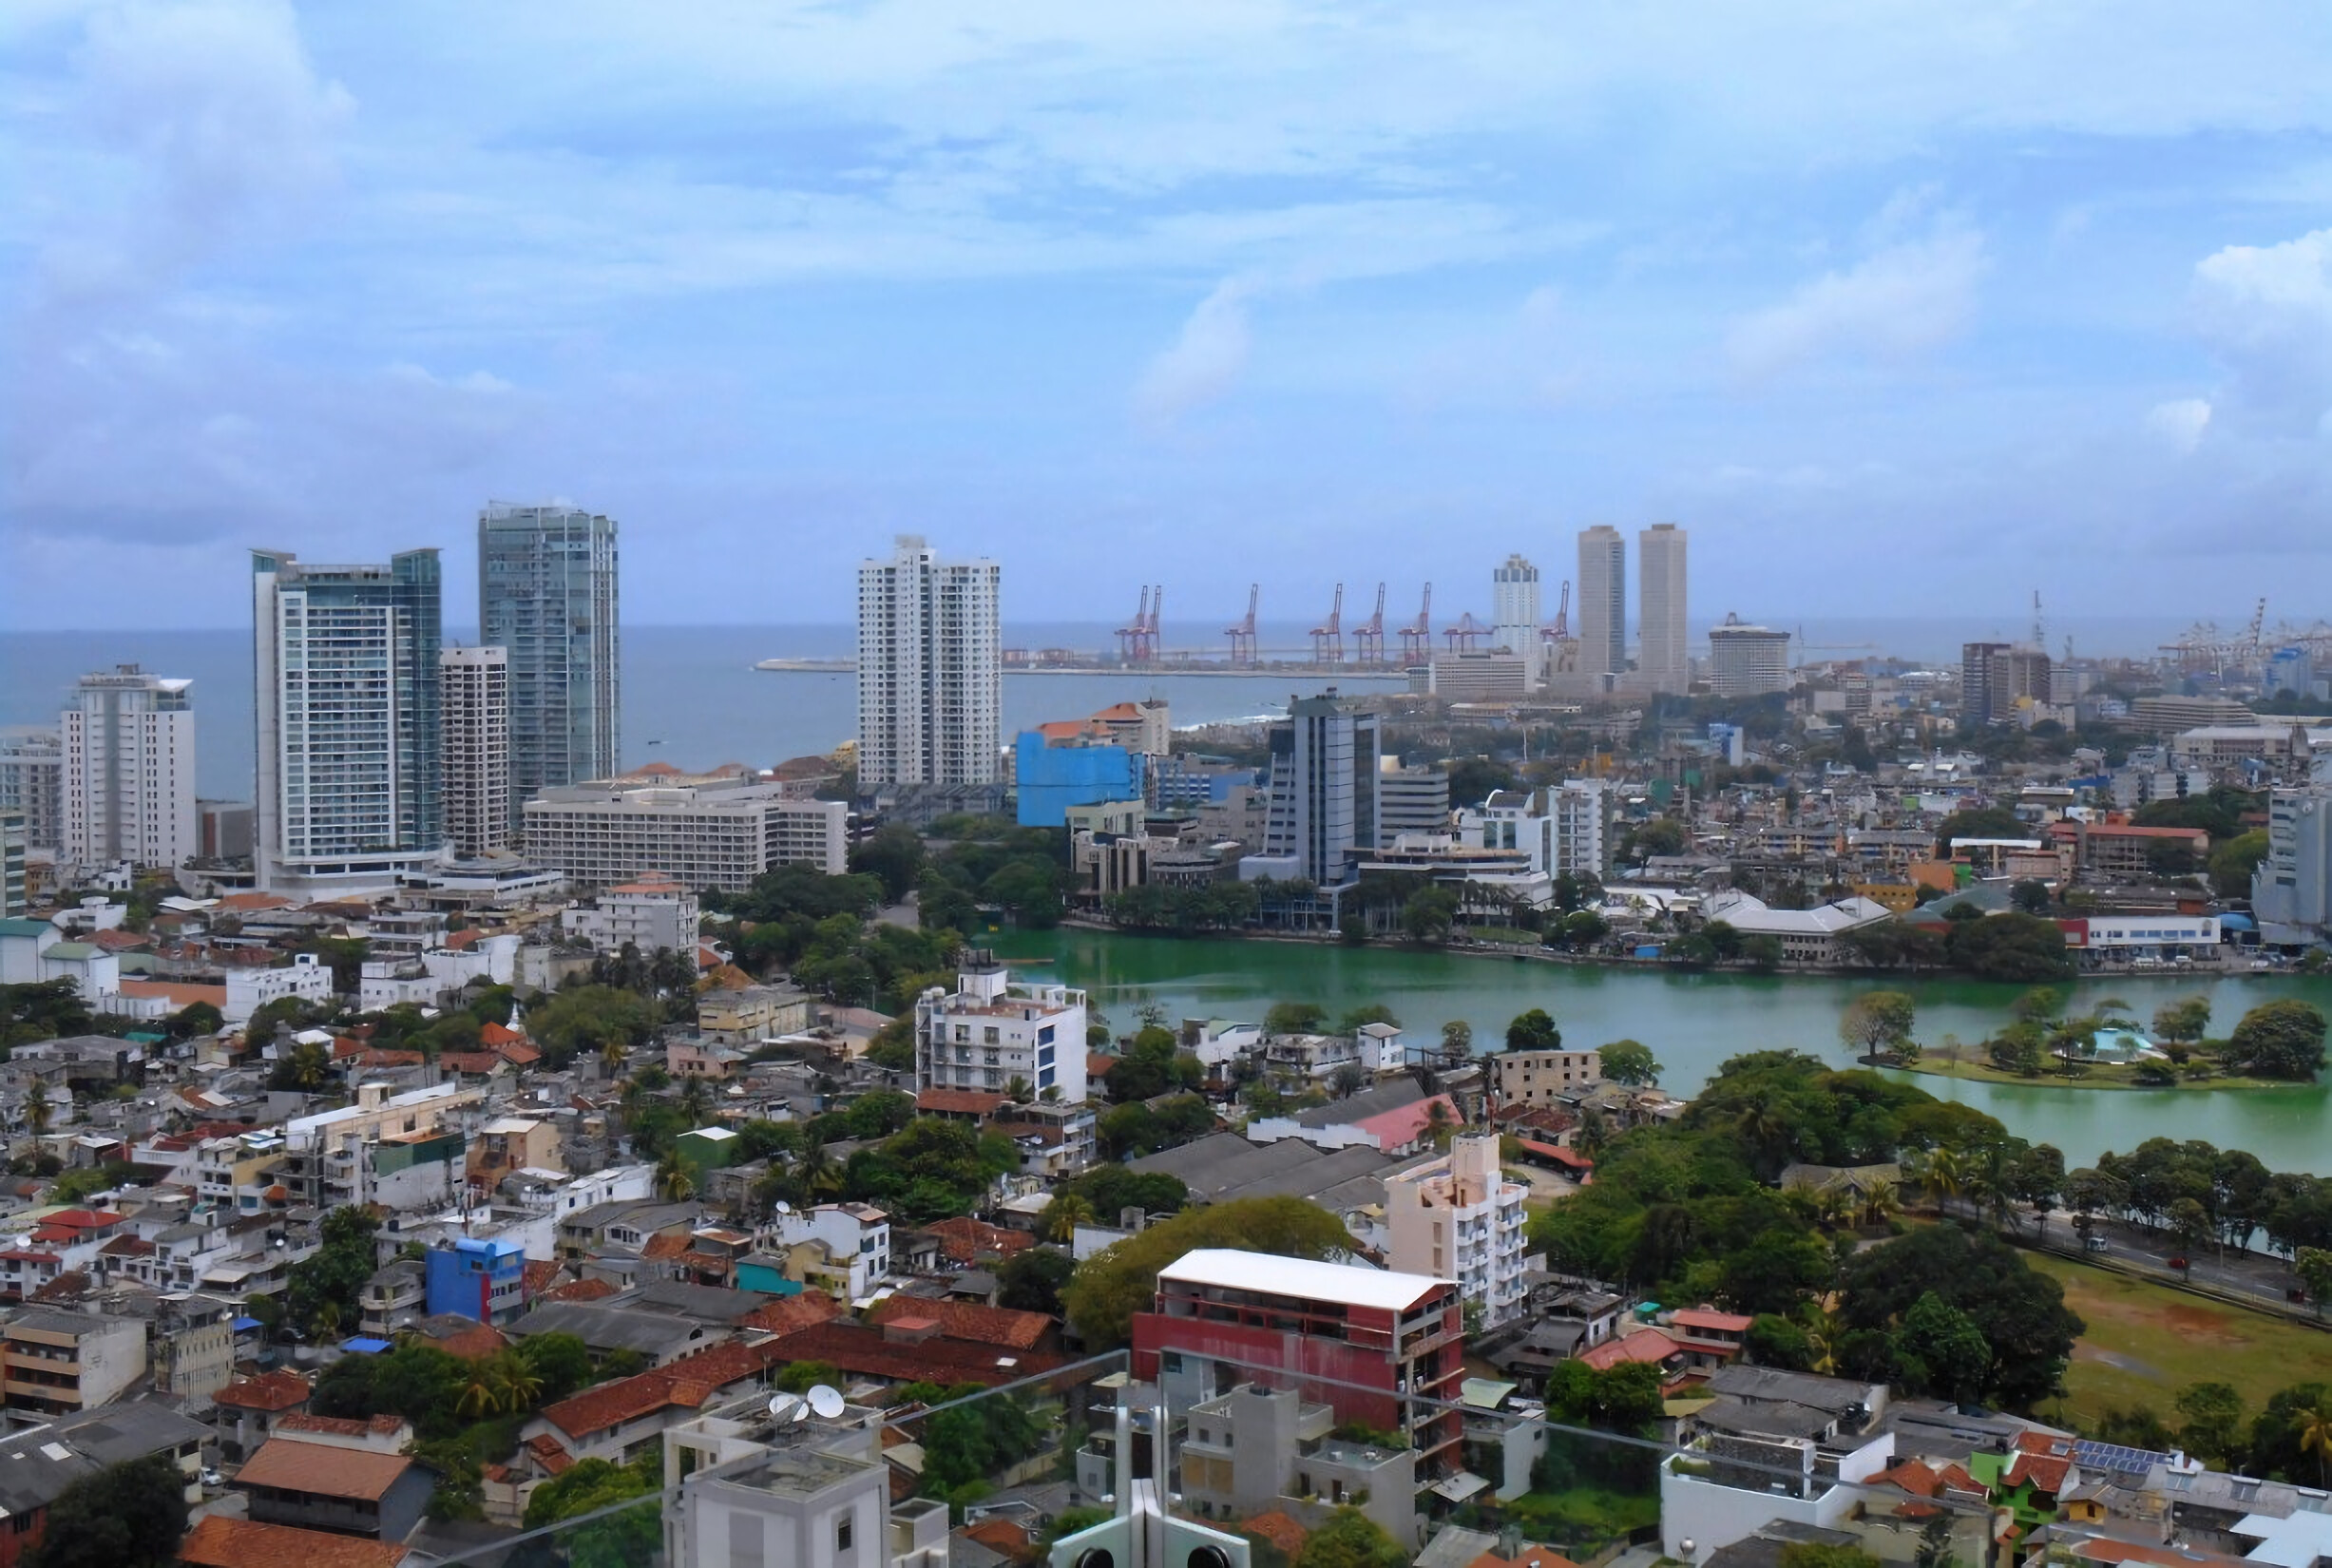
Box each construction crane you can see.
[1444,611,1487,653]
[1540,580,1572,641]
[1351,583,1387,665]
[1224,584,1259,666]
[1142,584,1161,663]
[1309,583,1346,665]
[1116,586,1153,663]
[1397,583,1433,663]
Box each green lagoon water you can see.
[988,929,2332,1176]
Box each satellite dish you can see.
[767,1393,803,1423]
[808,1385,846,1420]
[774,1201,792,1215]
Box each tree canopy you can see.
[2222,1001,2327,1081]
[1064,1196,1356,1347]
[24,1455,187,1568]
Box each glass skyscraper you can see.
[478,505,621,815]
[252,548,443,891]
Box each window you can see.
[836,1516,853,1551]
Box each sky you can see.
[4,1,2331,635]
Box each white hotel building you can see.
[913,955,1087,1101]
[856,535,1002,789]
[523,777,846,891]
[61,666,196,874]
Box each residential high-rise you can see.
[0,732,63,856]
[60,666,196,873]
[1959,641,2011,726]
[1,810,24,917]
[914,953,1089,1103]
[252,548,445,893]
[1491,553,1540,660]
[1638,522,1689,695]
[2254,786,2332,947]
[478,504,621,816]
[855,535,1003,788]
[1238,691,1382,888]
[440,647,511,858]
[1709,614,1792,697]
[1576,526,1626,677]
[1386,1134,1531,1328]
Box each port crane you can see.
[1540,580,1572,641]
[1444,611,1488,653]
[1351,583,1387,664]
[1224,585,1259,666]
[1397,583,1434,663]
[1309,583,1346,664]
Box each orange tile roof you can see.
[757,1320,1064,1388]
[480,1022,528,1047]
[870,1296,1053,1350]
[640,1231,695,1261]
[1469,1551,1585,1568]
[236,1436,412,1501]
[215,1369,312,1411]
[523,1259,565,1293]
[277,1412,408,1439]
[1577,1328,1680,1371]
[914,1088,1007,1117]
[419,1320,509,1362]
[1242,1511,1310,1558]
[117,979,230,1007]
[525,1432,576,1476]
[1670,1308,1754,1333]
[180,1515,410,1568]
[541,1276,619,1304]
[539,1338,790,1442]
[925,1216,1033,1265]
[961,1519,1031,1554]
[736,1291,842,1336]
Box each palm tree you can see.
[1424,1098,1457,1150]
[492,1350,543,1413]
[458,1363,503,1419]
[2296,1399,2332,1489]
[1044,1194,1097,1244]
[25,1090,52,1145]
[1804,1304,1847,1376]
[679,1075,712,1127]
[1922,1147,1967,1216]
[793,1141,841,1202]
[1004,1076,1032,1105]
[601,1038,628,1082]
[655,1150,698,1202]
[1860,1180,1902,1232]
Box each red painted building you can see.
[1131,1249,1463,1472]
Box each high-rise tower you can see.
[252,548,444,892]
[441,646,511,858]
[1491,554,1540,662]
[1577,526,1627,677]
[61,666,196,872]
[1638,522,1689,695]
[479,504,621,815]
[856,535,1003,788]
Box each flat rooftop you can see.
[1157,1249,1448,1311]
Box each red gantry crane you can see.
[1224,584,1259,666]
[1310,583,1346,665]
[1117,585,1153,663]
[1351,583,1387,665]
[1398,583,1434,663]
[1541,580,1572,641]
[1444,611,1487,652]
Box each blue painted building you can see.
[424,1236,527,1325]
[1016,732,1146,828]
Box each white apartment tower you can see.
[252,548,445,893]
[61,666,196,872]
[1491,554,1540,662]
[1385,1134,1531,1328]
[1577,526,1627,677]
[440,646,511,857]
[1638,522,1689,695]
[914,954,1088,1101]
[1708,614,1792,697]
[855,535,1003,788]
[0,732,64,856]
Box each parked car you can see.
[2083,1235,2109,1252]
[201,1468,222,1488]
[2168,1256,2189,1271]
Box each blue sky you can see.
[4,1,2330,633]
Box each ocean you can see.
[0,623,1405,801]
[0,612,2204,802]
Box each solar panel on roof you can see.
[2073,1439,2169,1475]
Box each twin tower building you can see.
[250,505,620,893]
[1494,523,1689,695]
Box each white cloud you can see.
[2147,397,2211,454]
[1133,278,1257,430]
[2191,227,2332,433]
[1727,225,1988,381]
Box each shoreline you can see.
[1894,1056,2296,1094]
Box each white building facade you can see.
[1577,526,1627,678]
[1491,554,1540,666]
[563,872,702,955]
[855,535,1002,788]
[1709,614,1792,697]
[523,778,847,889]
[1638,522,1689,695]
[251,548,445,892]
[0,732,64,856]
[440,646,511,857]
[1385,1134,1531,1327]
[1238,693,1382,889]
[914,956,1088,1101]
[61,666,196,873]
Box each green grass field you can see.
[2026,1252,2332,1428]
[1900,1055,2289,1092]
